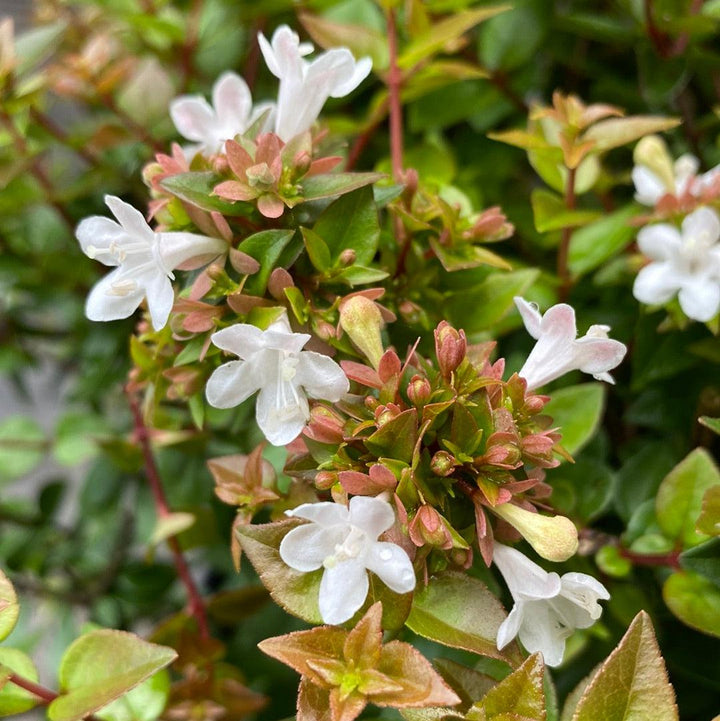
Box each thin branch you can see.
[126,389,210,639]
[619,546,682,572]
[7,674,58,704]
[386,9,404,182]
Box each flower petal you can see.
[538,303,577,341]
[255,381,309,446]
[318,559,369,625]
[205,360,261,409]
[85,269,145,322]
[295,351,349,402]
[514,296,543,339]
[210,324,267,358]
[76,216,128,265]
[572,336,627,377]
[348,496,395,538]
[279,523,345,572]
[492,542,561,601]
[637,224,681,261]
[516,600,567,667]
[364,542,415,594]
[143,273,175,330]
[104,195,153,240]
[496,603,524,650]
[632,165,666,205]
[633,262,681,305]
[212,71,252,130]
[170,96,216,143]
[681,206,720,246]
[287,501,349,527]
[678,278,720,322]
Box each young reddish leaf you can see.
[297,678,332,721]
[571,611,678,721]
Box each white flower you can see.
[279,496,416,625]
[169,71,273,156]
[633,152,699,206]
[205,314,349,446]
[257,25,372,142]
[634,206,720,322]
[77,195,226,330]
[493,542,609,667]
[514,297,627,390]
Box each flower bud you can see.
[409,505,453,549]
[315,470,339,490]
[492,503,578,562]
[633,135,674,191]
[434,321,467,378]
[431,450,457,477]
[339,295,385,369]
[293,150,312,176]
[407,375,432,406]
[338,248,356,266]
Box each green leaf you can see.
[48,630,177,721]
[680,537,720,587]
[15,21,67,76]
[0,570,18,643]
[364,409,418,464]
[399,5,510,68]
[301,227,332,273]
[312,186,380,266]
[570,611,678,721]
[543,383,605,457]
[54,411,107,466]
[470,654,545,719]
[406,571,520,665]
[697,486,720,537]
[0,417,46,483]
[160,172,251,215]
[444,268,539,334]
[0,649,40,717]
[699,416,720,435]
[656,448,720,548]
[96,671,170,721]
[581,116,681,152]
[236,519,410,630]
[299,173,384,203]
[430,240,511,272]
[332,265,390,286]
[663,571,720,638]
[530,188,602,233]
[238,229,296,296]
[567,205,637,278]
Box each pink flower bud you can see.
[407,375,432,406]
[315,471,338,490]
[409,505,453,549]
[431,450,457,477]
[434,321,467,378]
[338,248,356,266]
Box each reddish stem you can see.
[345,103,387,171]
[557,166,576,301]
[386,9,404,182]
[619,547,682,572]
[127,390,210,639]
[8,674,58,704]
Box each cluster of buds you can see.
[292,319,576,578]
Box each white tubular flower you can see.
[77,195,226,331]
[257,24,372,142]
[514,297,627,391]
[169,71,273,156]
[279,496,416,625]
[493,542,609,667]
[634,206,720,323]
[205,314,349,446]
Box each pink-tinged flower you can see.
[634,206,720,322]
[169,71,273,156]
[279,496,416,624]
[76,195,226,330]
[493,542,609,667]
[205,314,349,446]
[258,25,371,142]
[514,297,627,390]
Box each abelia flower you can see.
[170,71,273,156]
[76,195,226,330]
[633,206,720,322]
[493,541,609,667]
[258,25,372,141]
[279,496,416,624]
[205,314,349,446]
[514,297,627,390]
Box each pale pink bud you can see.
[434,321,467,378]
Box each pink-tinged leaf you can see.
[339,470,396,495]
[344,602,383,670]
[225,139,254,176]
[340,360,383,389]
[308,156,343,176]
[258,193,285,218]
[297,678,333,721]
[258,625,347,687]
[229,248,261,275]
[214,180,256,202]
